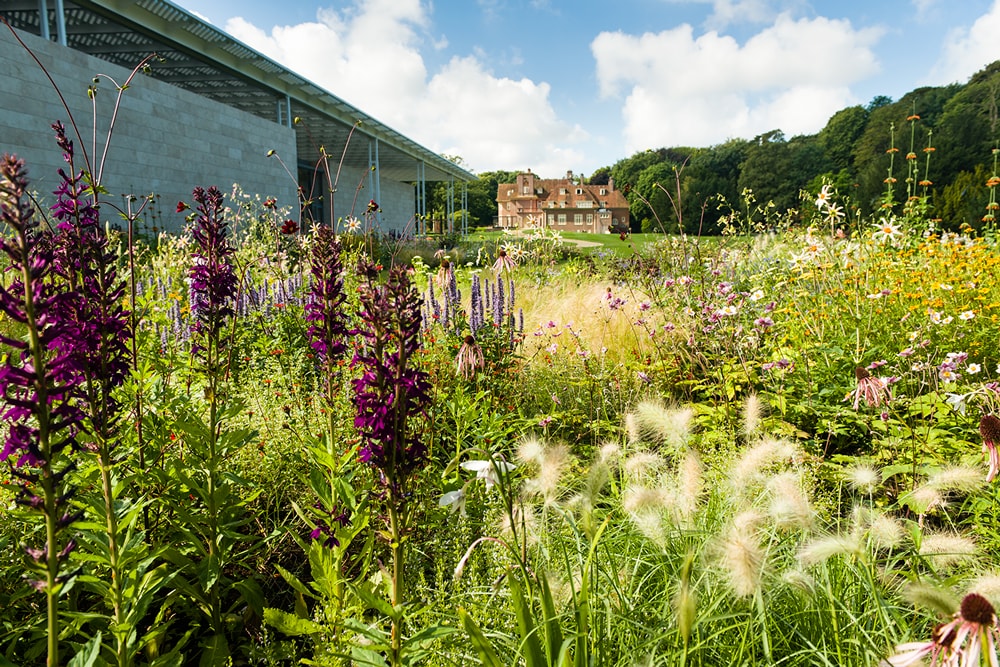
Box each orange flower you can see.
[906,114,921,121]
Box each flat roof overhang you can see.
[0,0,476,184]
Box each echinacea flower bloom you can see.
[886,593,999,666]
[852,367,892,410]
[493,248,517,274]
[980,415,1000,483]
[456,335,485,379]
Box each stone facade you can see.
[0,26,298,234]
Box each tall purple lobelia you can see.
[352,259,432,485]
[306,226,349,400]
[48,121,134,666]
[0,152,90,667]
[189,186,238,350]
[351,258,431,667]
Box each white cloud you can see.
[925,0,1000,85]
[221,0,581,173]
[591,13,882,151]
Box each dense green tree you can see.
[940,164,991,230]
[634,162,677,233]
[588,166,611,185]
[678,139,750,234]
[820,105,868,172]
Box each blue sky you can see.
[172,0,1000,177]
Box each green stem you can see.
[43,467,59,667]
[388,499,404,667]
[99,444,128,667]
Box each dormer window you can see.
[600,188,607,196]
[576,188,583,195]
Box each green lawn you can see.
[463,229,667,256]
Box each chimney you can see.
[609,177,615,191]
[566,170,573,181]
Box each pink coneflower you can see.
[852,367,891,410]
[456,335,485,379]
[980,415,1000,483]
[492,248,517,274]
[886,593,999,666]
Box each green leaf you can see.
[459,608,505,667]
[538,574,564,662]
[351,581,396,619]
[274,564,315,600]
[349,647,389,667]
[510,576,544,667]
[262,608,324,637]
[197,634,230,667]
[67,632,101,667]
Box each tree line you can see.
[431,60,1000,234]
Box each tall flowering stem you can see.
[0,154,87,667]
[49,122,134,666]
[352,259,431,667]
[184,185,241,643]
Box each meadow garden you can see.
[7,52,1000,667]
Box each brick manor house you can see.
[496,170,630,233]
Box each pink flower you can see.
[852,367,892,410]
[886,593,999,666]
[980,415,1000,483]
[456,335,485,379]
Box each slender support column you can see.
[446,178,455,234]
[38,0,50,41]
[54,0,66,45]
[461,183,469,236]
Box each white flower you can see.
[960,310,976,321]
[946,392,971,415]
[749,289,765,302]
[967,363,982,375]
[940,283,954,291]
[438,489,467,516]
[716,305,739,317]
[815,184,833,210]
[343,216,363,234]
[460,458,516,489]
[872,218,903,243]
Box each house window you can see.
[576,188,583,195]
[600,188,607,196]
[586,214,593,223]
[574,214,583,224]
[522,186,530,194]
[557,214,567,225]
[547,214,555,225]
[506,189,514,196]
[559,188,567,195]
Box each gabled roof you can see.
[497,175,629,209]
[0,0,475,183]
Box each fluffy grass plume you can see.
[718,511,764,597]
[918,532,978,569]
[626,400,693,451]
